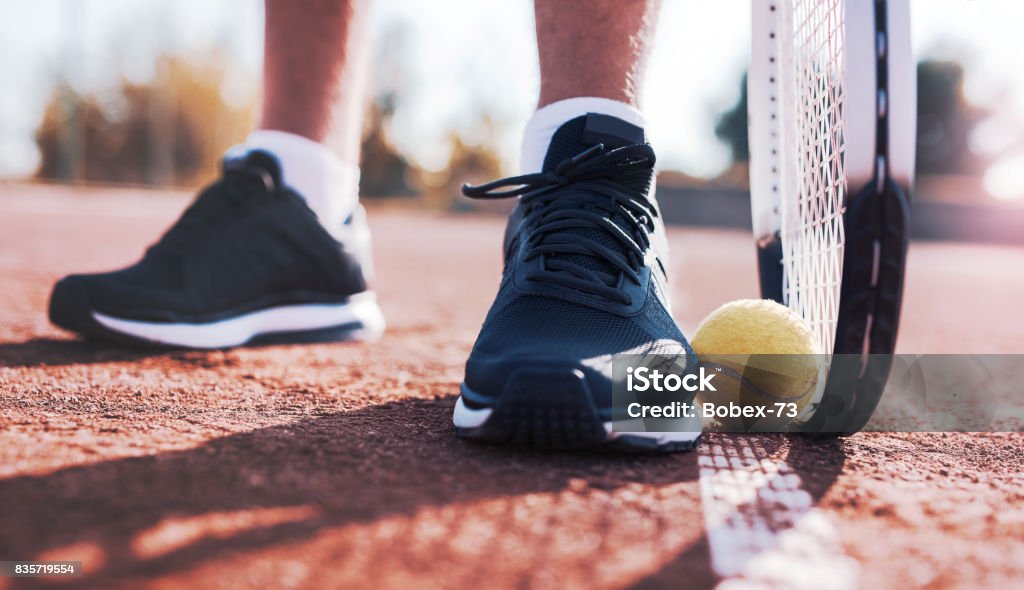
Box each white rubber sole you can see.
[92,292,385,349]
[452,395,702,447]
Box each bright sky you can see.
[1,0,1023,194]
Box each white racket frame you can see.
[749,0,915,355]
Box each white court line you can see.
[698,437,860,589]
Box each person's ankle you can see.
[243,130,360,238]
[519,97,646,174]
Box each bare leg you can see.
[534,0,661,108]
[520,0,661,172]
[260,0,369,163]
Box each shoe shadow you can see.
[0,334,370,369]
[0,338,160,368]
[0,396,704,588]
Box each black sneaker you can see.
[49,149,384,348]
[452,114,701,452]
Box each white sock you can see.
[519,97,646,174]
[243,130,360,237]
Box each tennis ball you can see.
[691,299,822,431]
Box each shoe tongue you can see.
[541,113,652,194]
[537,114,653,291]
[222,147,283,191]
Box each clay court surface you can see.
[0,183,1022,589]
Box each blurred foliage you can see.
[360,98,503,204]
[359,93,417,197]
[715,73,750,164]
[36,54,256,188]
[419,118,504,209]
[34,50,503,207]
[713,59,992,180]
[915,60,988,175]
[441,133,503,195]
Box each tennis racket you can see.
[748,0,915,434]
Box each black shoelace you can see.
[462,143,658,305]
[148,162,277,257]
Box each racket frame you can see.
[749,0,915,433]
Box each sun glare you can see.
[983,153,1024,201]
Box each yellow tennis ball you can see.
[691,299,822,431]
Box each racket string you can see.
[778,0,847,355]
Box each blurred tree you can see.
[714,73,749,163]
[35,54,256,188]
[358,95,505,204]
[358,92,418,197]
[413,114,504,211]
[713,60,990,178]
[424,119,503,208]
[34,34,503,207]
[915,60,987,175]
[444,133,503,191]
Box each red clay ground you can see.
[0,183,1022,589]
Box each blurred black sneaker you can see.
[49,149,384,348]
[453,113,701,452]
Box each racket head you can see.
[749,0,915,433]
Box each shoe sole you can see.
[453,368,701,453]
[52,290,385,349]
